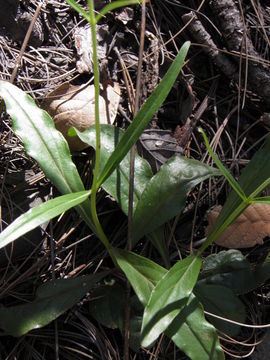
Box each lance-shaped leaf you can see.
[167,293,225,360]
[132,156,220,243]
[0,81,95,231]
[111,247,167,307]
[77,126,171,263]
[76,125,153,215]
[113,249,223,358]
[0,272,107,337]
[194,283,245,337]
[141,254,202,347]
[0,191,90,249]
[198,250,256,295]
[97,42,190,186]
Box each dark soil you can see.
[1,0,270,359]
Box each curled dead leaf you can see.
[206,203,270,248]
[42,82,121,151]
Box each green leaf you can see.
[201,250,250,274]
[89,282,126,330]
[65,0,89,21]
[113,248,223,358]
[132,156,220,243]
[97,42,190,187]
[251,255,270,290]
[199,128,246,201]
[0,191,90,249]
[141,254,202,347]
[146,227,170,268]
[0,272,107,337]
[205,132,270,246]
[194,284,246,337]
[199,250,270,296]
[199,250,256,295]
[89,282,143,351]
[77,126,171,263]
[111,247,167,307]
[0,81,95,231]
[128,295,144,352]
[76,125,153,215]
[167,293,225,360]
[239,133,270,196]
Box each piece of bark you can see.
[183,4,270,109]
[209,0,270,106]
[42,82,121,151]
[206,204,270,248]
[182,11,237,79]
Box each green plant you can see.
[1,1,270,359]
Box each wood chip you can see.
[205,203,270,248]
[42,82,121,151]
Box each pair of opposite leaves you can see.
[42,82,270,249]
[42,82,121,151]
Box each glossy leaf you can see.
[200,250,270,296]
[199,250,256,295]
[97,42,190,187]
[111,247,167,307]
[113,248,223,358]
[0,191,90,249]
[0,81,95,231]
[76,125,153,215]
[167,293,225,360]
[77,126,170,263]
[194,284,246,337]
[201,250,250,274]
[141,254,202,347]
[132,156,220,243]
[0,272,107,337]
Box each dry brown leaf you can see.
[205,203,270,248]
[42,82,121,151]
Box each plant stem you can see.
[88,0,111,255]
[198,201,248,254]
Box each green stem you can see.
[198,128,270,254]
[199,128,247,201]
[88,0,112,257]
[198,127,250,254]
[248,177,270,199]
[198,201,248,254]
